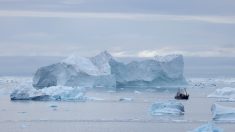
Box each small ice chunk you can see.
[134,90,141,94]
[119,97,133,101]
[10,82,86,101]
[208,87,235,99]
[150,100,184,116]
[211,103,235,121]
[190,122,223,132]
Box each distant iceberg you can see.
[10,82,85,101]
[33,51,187,89]
[211,103,235,122]
[190,122,223,132]
[150,100,184,116]
[208,87,235,101]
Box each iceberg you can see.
[208,87,235,100]
[110,54,186,88]
[10,82,85,101]
[190,122,223,132]
[150,100,184,116]
[33,51,187,89]
[33,51,116,89]
[211,103,235,121]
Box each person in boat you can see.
[175,88,189,100]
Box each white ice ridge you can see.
[208,87,235,99]
[33,51,186,89]
[150,100,184,116]
[10,82,86,101]
[189,122,223,132]
[211,103,235,122]
[62,51,112,76]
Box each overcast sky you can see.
[0,0,235,57]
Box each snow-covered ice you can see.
[150,100,184,116]
[211,103,235,122]
[208,87,235,100]
[33,51,187,89]
[10,82,86,101]
[189,122,223,132]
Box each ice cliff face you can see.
[111,54,186,87]
[33,51,116,89]
[33,51,186,89]
[154,54,184,79]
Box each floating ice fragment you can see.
[208,87,235,99]
[150,100,184,116]
[10,82,86,101]
[211,103,235,121]
[190,122,223,132]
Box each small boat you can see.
[175,88,189,100]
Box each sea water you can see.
[0,77,235,132]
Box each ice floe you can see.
[189,122,223,132]
[150,100,184,116]
[208,87,235,100]
[10,82,86,101]
[211,103,235,122]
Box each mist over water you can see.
[0,56,234,78]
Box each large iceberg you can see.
[190,122,223,132]
[211,103,235,122]
[33,51,116,89]
[33,51,187,89]
[10,82,85,101]
[208,87,235,99]
[150,100,184,115]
